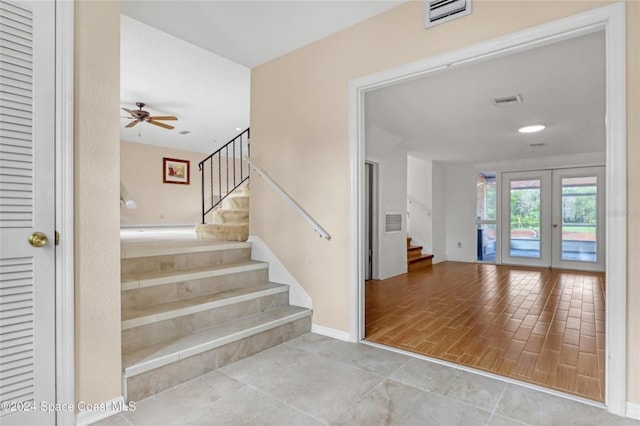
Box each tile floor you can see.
[96,333,636,426]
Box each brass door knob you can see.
[29,232,48,247]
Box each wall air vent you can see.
[385,213,403,233]
[494,94,523,106]
[528,143,546,147]
[425,0,471,29]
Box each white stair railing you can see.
[245,157,330,240]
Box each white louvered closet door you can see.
[0,0,56,424]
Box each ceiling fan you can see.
[121,102,178,130]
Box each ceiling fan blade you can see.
[125,120,139,128]
[148,116,178,121]
[122,107,135,115]
[147,119,174,130]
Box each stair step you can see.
[196,223,249,242]
[122,260,268,291]
[213,208,249,224]
[407,245,423,260]
[123,306,311,378]
[121,241,251,276]
[408,254,434,264]
[222,195,249,211]
[122,283,288,330]
[408,254,434,272]
[121,239,250,259]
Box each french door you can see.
[501,167,605,271]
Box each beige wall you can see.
[120,140,207,225]
[251,0,639,404]
[120,140,246,225]
[74,0,122,405]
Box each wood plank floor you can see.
[365,262,605,402]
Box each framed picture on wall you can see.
[163,157,190,185]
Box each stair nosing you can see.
[122,261,268,291]
[121,283,289,330]
[122,241,252,259]
[408,255,434,264]
[123,308,311,378]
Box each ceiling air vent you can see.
[494,94,523,106]
[529,143,546,148]
[385,213,403,233]
[425,0,471,29]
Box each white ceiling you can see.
[120,15,250,154]
[120,1,406,154]
[365,31,606,164]
[120,0,407,68]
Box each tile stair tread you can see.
[122,282,287,325]
[199,223,249,228]
[121,238,251,259]
[122,260,267,287]
[123,306,311,376]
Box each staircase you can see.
[120,236,311,402]
[407,236,434,272]
[196,184,250,242]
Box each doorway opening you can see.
[351,4,626,414]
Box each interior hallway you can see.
[96,333,635,426]
[365,262,605,402]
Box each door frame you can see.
[364,161,379,281]
[349,3,627,415]
[55,1,75,424]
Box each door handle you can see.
[552,224,559,228]
[29,232,48,247]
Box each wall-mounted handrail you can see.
[245,157,330,240]
[407,196,431,216]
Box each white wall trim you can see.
[75,396,128,426]
[311,324,352,342]
[349,2,627,416]
[247,235,312,309]
[601,2,627,416]
[627,402,640,421]
[55,1,75,425]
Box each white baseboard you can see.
[75,396,127,426]
[627,402,640,420]
[311,324,351,342]
[445,256,475,263]
[247,235,312,309]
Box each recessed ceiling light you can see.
[235,127,242,131]
[178,130,190,135]
[518,124,546,133]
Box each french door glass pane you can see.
[477,173,496,221]
[477,223,497,262]
[561,176,597,262]
[510,179,541,258]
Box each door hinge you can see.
[55,231,60,246]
